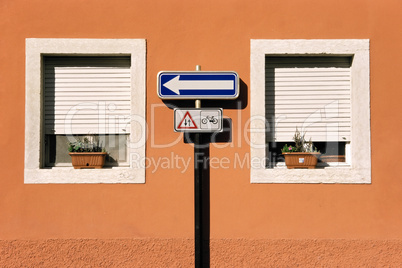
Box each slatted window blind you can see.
[44,56,131,135]
[265,56,351,142]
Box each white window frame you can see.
[25,38,146,184]
[250,39,371,184]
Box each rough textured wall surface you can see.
[1,239,401,267]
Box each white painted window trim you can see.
[250,39,371,184]
[25,38,146,184]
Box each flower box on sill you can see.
[282,152,321,169]
[281,127,321,169]
[68,135,107,169]
[69,152,107,169]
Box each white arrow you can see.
[163,75,234,95]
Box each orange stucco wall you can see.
[1,0,402,266]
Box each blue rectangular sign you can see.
[157,71,239,99]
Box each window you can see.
[25,39,146,183]
[266,56,352,167]
[250,39,370,183]
[43,56,131,167]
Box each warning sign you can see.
[174,108,223,133]
[177,111,198,129]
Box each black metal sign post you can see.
[194,131,203,268]
[193,115,212,268]
[193,72,204,266]
[158,65,238,268]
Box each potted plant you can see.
[68,136,107,169]
[281,128,321,169]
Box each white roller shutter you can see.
[265,56,351,142]
[44,56,131,135]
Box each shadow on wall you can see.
[159,75,246,267]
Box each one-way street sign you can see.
[158,71,239,99]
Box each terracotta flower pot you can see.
[282,152,321,169]
[69,152,107,169]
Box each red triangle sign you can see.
[178,111,198,129]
